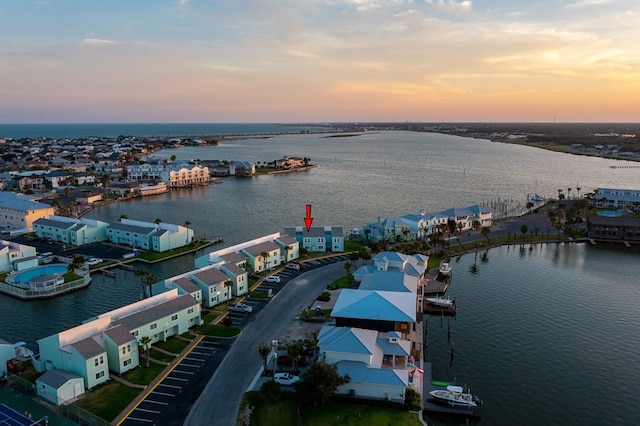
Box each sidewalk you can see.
[112,334,205,425]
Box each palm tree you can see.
[139,336,152,368]
[145,274,157,298]
[260,251,269,273]
[343,261,353,285]
[520,224,528,240]
[481,226,491,243]
[101,174,110,197]
[68,255,85,274]
[567,187,572,200]
[364,228,371,245]
[256,342,271,375]
[154,218,162,225]
[135,269,150,299]
[401,227,410,242]
[184,221,191,228]
[472,220,481,247]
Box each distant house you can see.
[0,338,15,377]
[229,161,255,177]
[586,215,640,244]
[284,226,344,253]
[37,369,85,405]
[590,187,640,212]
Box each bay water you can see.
[1,128,639,425]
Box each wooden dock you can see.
[423,269,449,295]
[423,301,457,316]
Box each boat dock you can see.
[423,268,449,295]
[423,301,457,316]
[422,363,480,418]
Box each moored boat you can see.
[425,296,455,308]
[439,262,452,276]
[429,385,482,408]
[530,193,545,202]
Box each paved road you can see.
[184,261,345,426]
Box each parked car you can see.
[84,257,103,266]
[273,372,300,386]
[229,303,253,313]
[264,275,281,283]
[284,263,301,271]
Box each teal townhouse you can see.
[195,232,300,272]
[284,226,344,253]
[106,218,194,252]
[35,289,202,390]
[33,215,109,245]
[0,239,38,272]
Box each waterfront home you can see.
[37,369,85,405]
[105,218,193,252]
[284,226,344,253]
[0,239,37,272]
[33,215,109,246]
[590,187,640,212]
[36,289,202,389]
[126,161,211,188]
[229,161,256,177]
[165,261,247,307]
[0,192,55,230]
[317,326,411,403]
[358,204,492,244]
[586,215,640,244]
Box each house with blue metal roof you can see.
[318,325,412,403]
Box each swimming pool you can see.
[598,209,626,217]
[10,264,68,285]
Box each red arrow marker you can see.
[304,204,314,231]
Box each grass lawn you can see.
[148,348,176,363]
[242,393,422,426]
[197,323,241,337]
[123,363,166,385]
[154,337,190,354]
[75,381,142,422]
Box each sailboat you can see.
[530,181,544,202]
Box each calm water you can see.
[1,128,639,425]
[425,243,640,426]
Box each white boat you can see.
[429,385,482,408]
[14,342,34,359]
[438,262,452,276]
[530,193,545,202]
[425,296,455,308]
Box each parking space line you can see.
[135,408,161,414]
[143,400,169,406]
[180,362,204,367]
[188,352,210,357]
[126,416,154,423]
[158,383,182,389]
[172,369,195,375]
[150,391,175,397]
[165,376,189,382]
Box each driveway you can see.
[184,261,345,426]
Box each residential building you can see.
[33,215,109,246]
[229,161,255,177]
[586,215,640,244]
[105,218,193,252]
[0,192,55,230]
[589,187,640,212]
[195,232,299,273]
[284,226,344,253]
[35,289,202,389]
[37,369,85,405]
[0,239,38,272]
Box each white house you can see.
[318,326,412,403]
[106,218,193,252]
[0,239,37,272]
[0,192,55,230]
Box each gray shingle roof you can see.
[193,268,229,286]
[107,222,156,234]
[103,324,136,346]
[112,294,198,331]
[242,240,279,256]
[71,336,105,359]
[172,277,201,294]
[38,369,83,389]
[220,251,248,263]
[33,218,76,229]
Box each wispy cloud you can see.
[81,38,117,46]
[564,0,616,8]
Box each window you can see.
[133,330,139,337]
[150,323,157,330]
[171,314,178,321]
[187,308,194,314]
[122,347,126,355]
[94,358,99,367]
[96,371,105,380]
[100,356,104,365]
[124,358,132,367]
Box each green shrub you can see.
[317,291,331,302]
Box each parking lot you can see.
[121,336,233,426]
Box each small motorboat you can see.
[429,385,482,408]
[425,296,455,308]
[438,262,452,276]
[530,193,545,202]
[14,342,34,359]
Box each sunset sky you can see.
[1,0,639,123]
